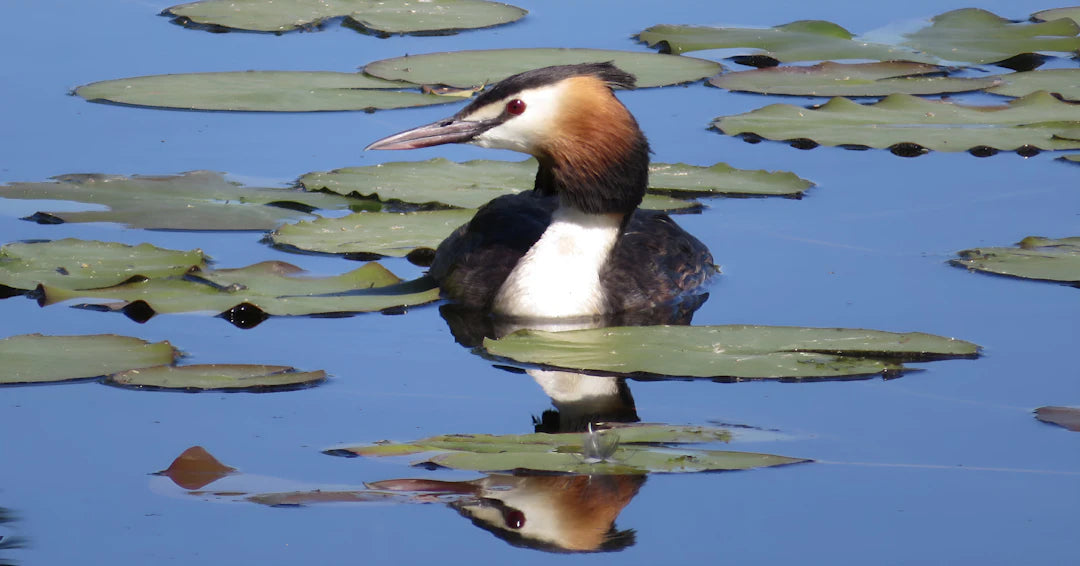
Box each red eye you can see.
[506,99,526,115]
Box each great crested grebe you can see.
[366,62,714,319]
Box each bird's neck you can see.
[493,204,623,319]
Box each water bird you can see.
[367,62,714,319]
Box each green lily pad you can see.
[709,62,997,97]
[1033,7,1080,26]
[75,71,458,113]
[952,236,1080,284]
[712,91,1080,154]
[105,364,326,391]
[39,260,441,319]
[269,209,476,257]
[901,8,1080,65]
[0,334,178,385]
[301,158,787,210]
[363,48,722,89]
[482,325,979,380]
[329,423,807,474]
[0,171,361,230]
[165,0,527,35]
[1062,154,1080,164]
[1035,406,1080,431]
[636,20,934,63]
[986,69,1080,102]
[0,239,206,292]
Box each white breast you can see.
[493,207,621,318]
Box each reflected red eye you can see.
[506,99,526,115]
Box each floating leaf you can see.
[330,423,806,474]
[164,0,527,35]
[0,334,178,385]
[1062,154,1080,164]
[901,8,1080,65]
[270,210,476,257]
[1035,406,1080,431]
[482,325,979,380]
[952,236,1080,284]
[156,446,237,490]
[1033,7,1080,26]
[249,490,404,506]
[636,20,934,63]
[713,91,1080,154]
[986,69,1080,101]
[0,171,360,230]
[302,158,812,206]
[106,364,325,391]
[709,62,997,97]
[363,48,722,88]
[75,71,458,113]
[38,260,441,319]
[0,239,206,292]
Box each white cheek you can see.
[469,83,566,154]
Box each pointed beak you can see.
[364,116,497,151]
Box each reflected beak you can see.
[365,116,497,151]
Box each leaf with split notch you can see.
[0,239,206,291]
[901,8,1080,65]
[637,20,933,63]
[75,72,457,112]
[483,325,979,380]
[363,48,721,88]
[39,261,441,317]
[0,334,178,385]
[421,446,807,474]
[164,0,526,35]
[986,69,1080,102]
[952,236,1080,284]
[0,171,358,230]
[106,364,325,391]
[709,62,997,97]
[713,91,1080,153]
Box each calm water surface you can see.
[2,1,1079,563]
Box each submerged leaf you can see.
[709,62,996,97]
[363,48,721,88]
[0,239,206,291]
[986,69,1080,102]
[952,236,1080,284]
[0,171,359,230]
[901,8,1080,65]
[165,0,527,35]
[713,91,1080,153]
[482,325,979,380]
[75,71,458,112]
[0,334,178,385]
[637,21,933,63]
[106,364,326,391]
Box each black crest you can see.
[461,62,636,114]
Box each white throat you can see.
[493,207,622,318]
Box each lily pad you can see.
[709,62,997,97]
[329,423,807,474]
[363,48,722,89]
[482,325,979,381]
[0,171,361,230]
[38,260,441,320]
[986,69,1080,101]
[901,8,1080,65]
[0,334,178,385]
[636,20,934,63]
[712,91,1080,154]
[75,71,458,113]
[952,236,1080,284]
[269,209,476,257]
[106,364,326,391]
[302,158,812,206]
[1035,406,1080,431]
[0,239,206,292]
[1062,154,1080,164]
[165,0,527,35]
[1033,7,1080,26]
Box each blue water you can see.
[2,1,1079,563]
